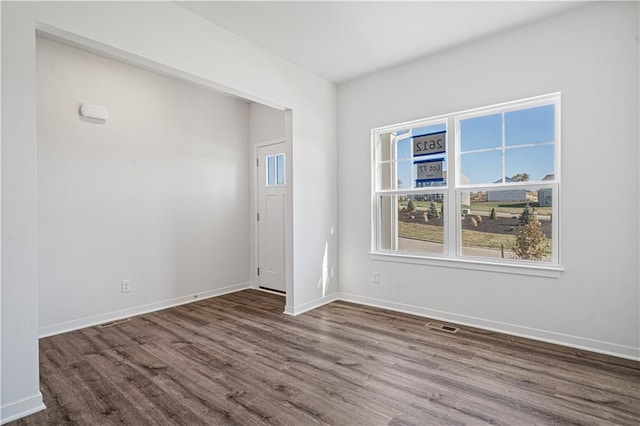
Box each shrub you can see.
[512,213,549,260]
[428,202,439,219]
[407,199,416,212]
[489,207,497,220]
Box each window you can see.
[266,153,285,186]
[372,94,561,274]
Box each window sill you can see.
[369,252,564,278]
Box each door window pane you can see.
[276,154,285,185]
[267,155,276,186]
[266,153,286,187]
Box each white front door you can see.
[257,143,286,293]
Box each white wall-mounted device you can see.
[79,103,109,122]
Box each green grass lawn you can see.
[466,201,551,216]
[399,200,442,209]
[399,200,551,216]
[460,228,515,250]
[398,222,444,243]
[399,221,550,253]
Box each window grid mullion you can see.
[501,112,506,183]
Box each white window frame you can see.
[370,93,563,277]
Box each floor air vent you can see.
[97,318,130,329]
[426,321,459,334]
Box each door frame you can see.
[252,138,287,293]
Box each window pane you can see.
[267,155,275,186]
[397,160,412,189]
[460,190,552,262]
[397,136,412,161]
[460,150,502,185]
[506,104,555,146]
[276,154,285,185]
[414,158,446,188]
[378,194,445,255]
[505,145,554,182]
[460,113,502,152]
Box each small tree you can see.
[518,203,533,225]
[511,172,530,182]
[428,202,439,219]
[406,199,416,212]
[512,212,549,260]
[489,207,497,220]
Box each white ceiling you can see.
[178,1,587,84]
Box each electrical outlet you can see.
[372,272,380,284]
[121,279,131,293]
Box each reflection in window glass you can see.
[378,194,445,255]
[459,189,552,262]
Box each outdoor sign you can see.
[415,158,444,182]
[412,131,446,157]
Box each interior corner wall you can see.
[337,1,640,360]
[2,1,337,422]
[36,36,251,335]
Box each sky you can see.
[394,104,555,188]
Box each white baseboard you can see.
[36,283,639,360]
[1,393,45,425]
[39,282,251,338]
[339,292,640,362]
[285,292,339,316]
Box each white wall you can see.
[36,36,251,334]
[338,2,639,360]
[2,2,337,422]
[249,103,285,144]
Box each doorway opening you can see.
[255,141,287,294]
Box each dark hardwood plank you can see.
[11,289,640,425]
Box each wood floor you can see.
[12,290,640,425]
